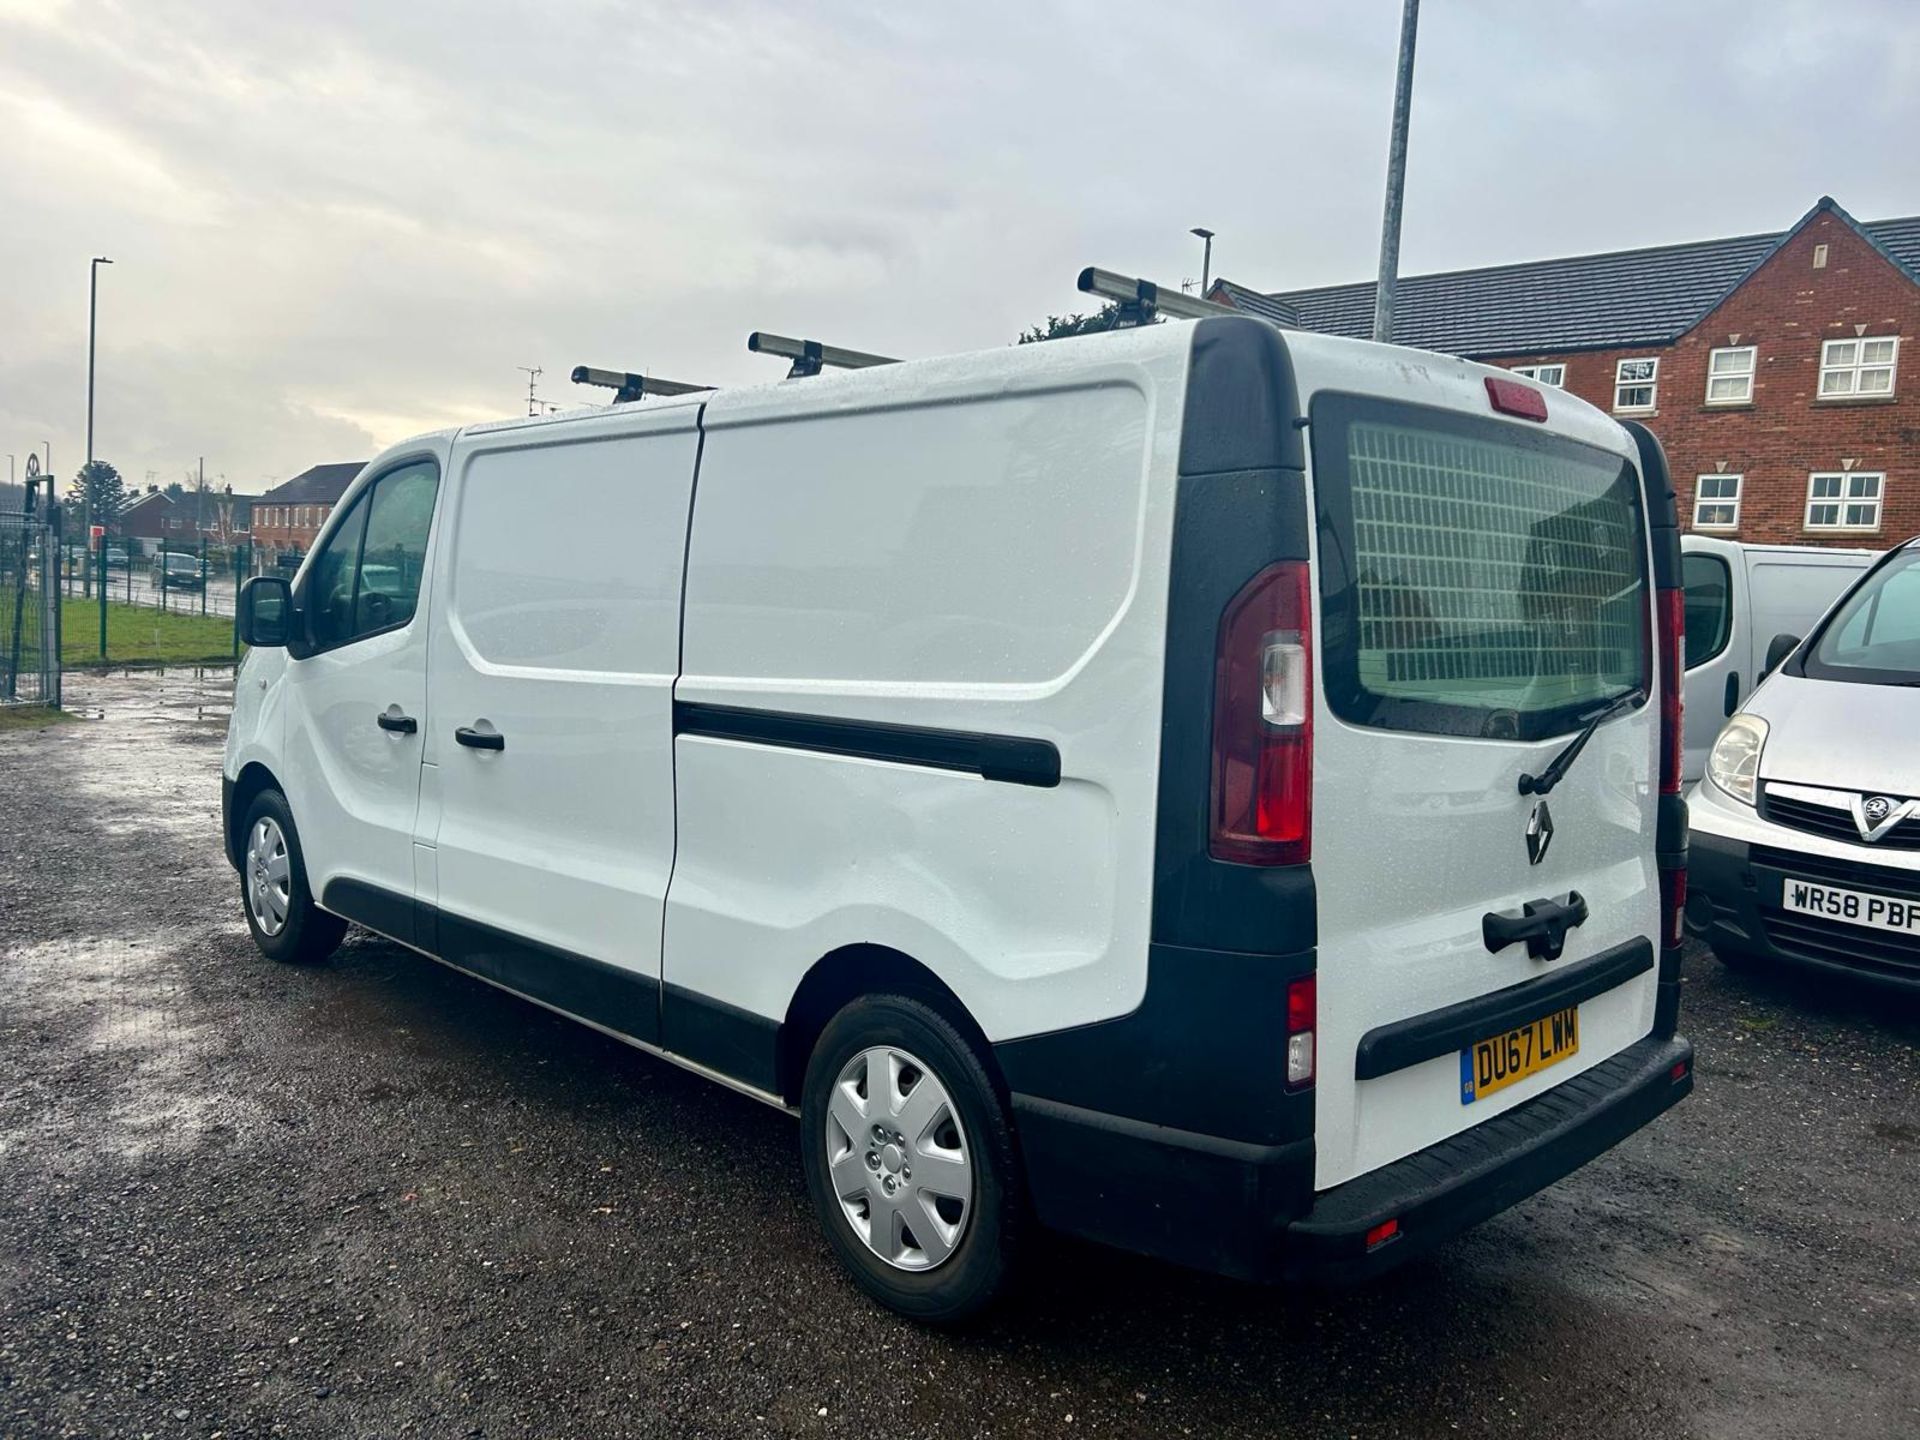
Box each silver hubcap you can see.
[825,1045,973,1271]
[245,816,292,937]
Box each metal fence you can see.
[59,536,251,620]
[0,507,60,707]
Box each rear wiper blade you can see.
[1517,688,1646,797]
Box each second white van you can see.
[224,313,1693,1320]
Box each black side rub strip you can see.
[1354,937,1654,1081]
[674,702,1060,788]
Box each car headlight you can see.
[1707,713,1769,806]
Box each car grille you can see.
[1760,788,1920,851]
[1752,845,1920,980]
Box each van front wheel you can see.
[799,994,1024,1323]
[239,789,347,965]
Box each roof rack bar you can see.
[1077,266,1239,326]
[747,332,899,379]
[570,365,715,403]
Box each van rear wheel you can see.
[799,994,1024,1323]
[239,789,347,965]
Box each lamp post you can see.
[86,256,113,597]
[1190,227,1215,296]
[1372,0,1421,343]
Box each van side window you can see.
[1681,553,1732,669]
[356,465,438,635]
[302,461,440,652]
[306,492,368,650]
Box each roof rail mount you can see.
[570,366,714,404]
[747,332,899,379]
[1077,267,1239,327]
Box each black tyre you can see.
[238,788,348,965]
[800,994,1025,1324]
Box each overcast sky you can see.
[2,0,1915,496]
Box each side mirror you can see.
[1764,632,1801,675]
[237,575,294,648]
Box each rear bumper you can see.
[1011,1032,1692,1284]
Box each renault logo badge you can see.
[1526,801,1554,866]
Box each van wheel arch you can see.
[778,945,1001,1109]
[228,761,283,869]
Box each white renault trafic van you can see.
[224,314,1693,1320]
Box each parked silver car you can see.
[1689,536,1920,991]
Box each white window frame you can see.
[1705,346,1756,405]
[1510,363,1566,387]
[1805,472,1885,532]
[1614,358,1658,412]
[1693,474,1742,530]
[1819,336,1899,398]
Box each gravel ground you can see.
[2,668,1916,1439]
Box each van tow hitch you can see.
[1482,891,1589,961]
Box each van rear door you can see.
[1305,378,1661,1189]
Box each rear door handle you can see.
[1483,891,1589,961]
[454,725,505,751]
[376,710,418,734]
[1723,671,1740,716]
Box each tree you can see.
[67,460,127,534]
[1015,304,1128,344]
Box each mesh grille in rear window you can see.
[1314,397,1649,741]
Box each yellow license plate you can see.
[1459,1006,1579,1105]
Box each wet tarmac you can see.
[1,668,1917,1438]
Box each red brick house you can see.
[252,462,364,557]
[118,488,193,550]
[1211,197,1920,547]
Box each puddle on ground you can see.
[0,932,263,1163]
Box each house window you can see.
[1705,346,1756,405]
[1614,358,1658,411]
[1819,336,1898,397]
[1510,363,1566,387]
[1694,475,1742,530]
[1806,472,1884,531]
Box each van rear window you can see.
[1310,394,1649,742]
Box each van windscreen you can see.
[1310,393,1650,742]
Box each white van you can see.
[1681,536,1876,782]
[223,314,1693,1320]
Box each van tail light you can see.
[1660,866,1688,950]
[1210,562,1312,865]
[1286,974,1316,1090]
[1657,586,1684,797]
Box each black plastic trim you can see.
[321,877,421,950]
[1151,317,1315,958]
[662,983,780,1094]
[996,942,1314,1146]
[1353,937,1655,1081]
[1286,1033,1693,1284]
[1622,421,1682,593]
[674,702,1059,788]
[221,776,238,870]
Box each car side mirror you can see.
[238,575,294,648]
[1764,632,1800,675]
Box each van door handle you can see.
[454,725,505,751]
[1482,891,1589,962]
[376,710,418,734]
[1723,672,1740,716]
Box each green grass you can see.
[0,704,77,731]
[61,596,237,666]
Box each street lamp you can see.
[86,256,112,597]
[1190,228,1215,296]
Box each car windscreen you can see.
[1310,393,1650,742]
[1803,549,1920,685]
